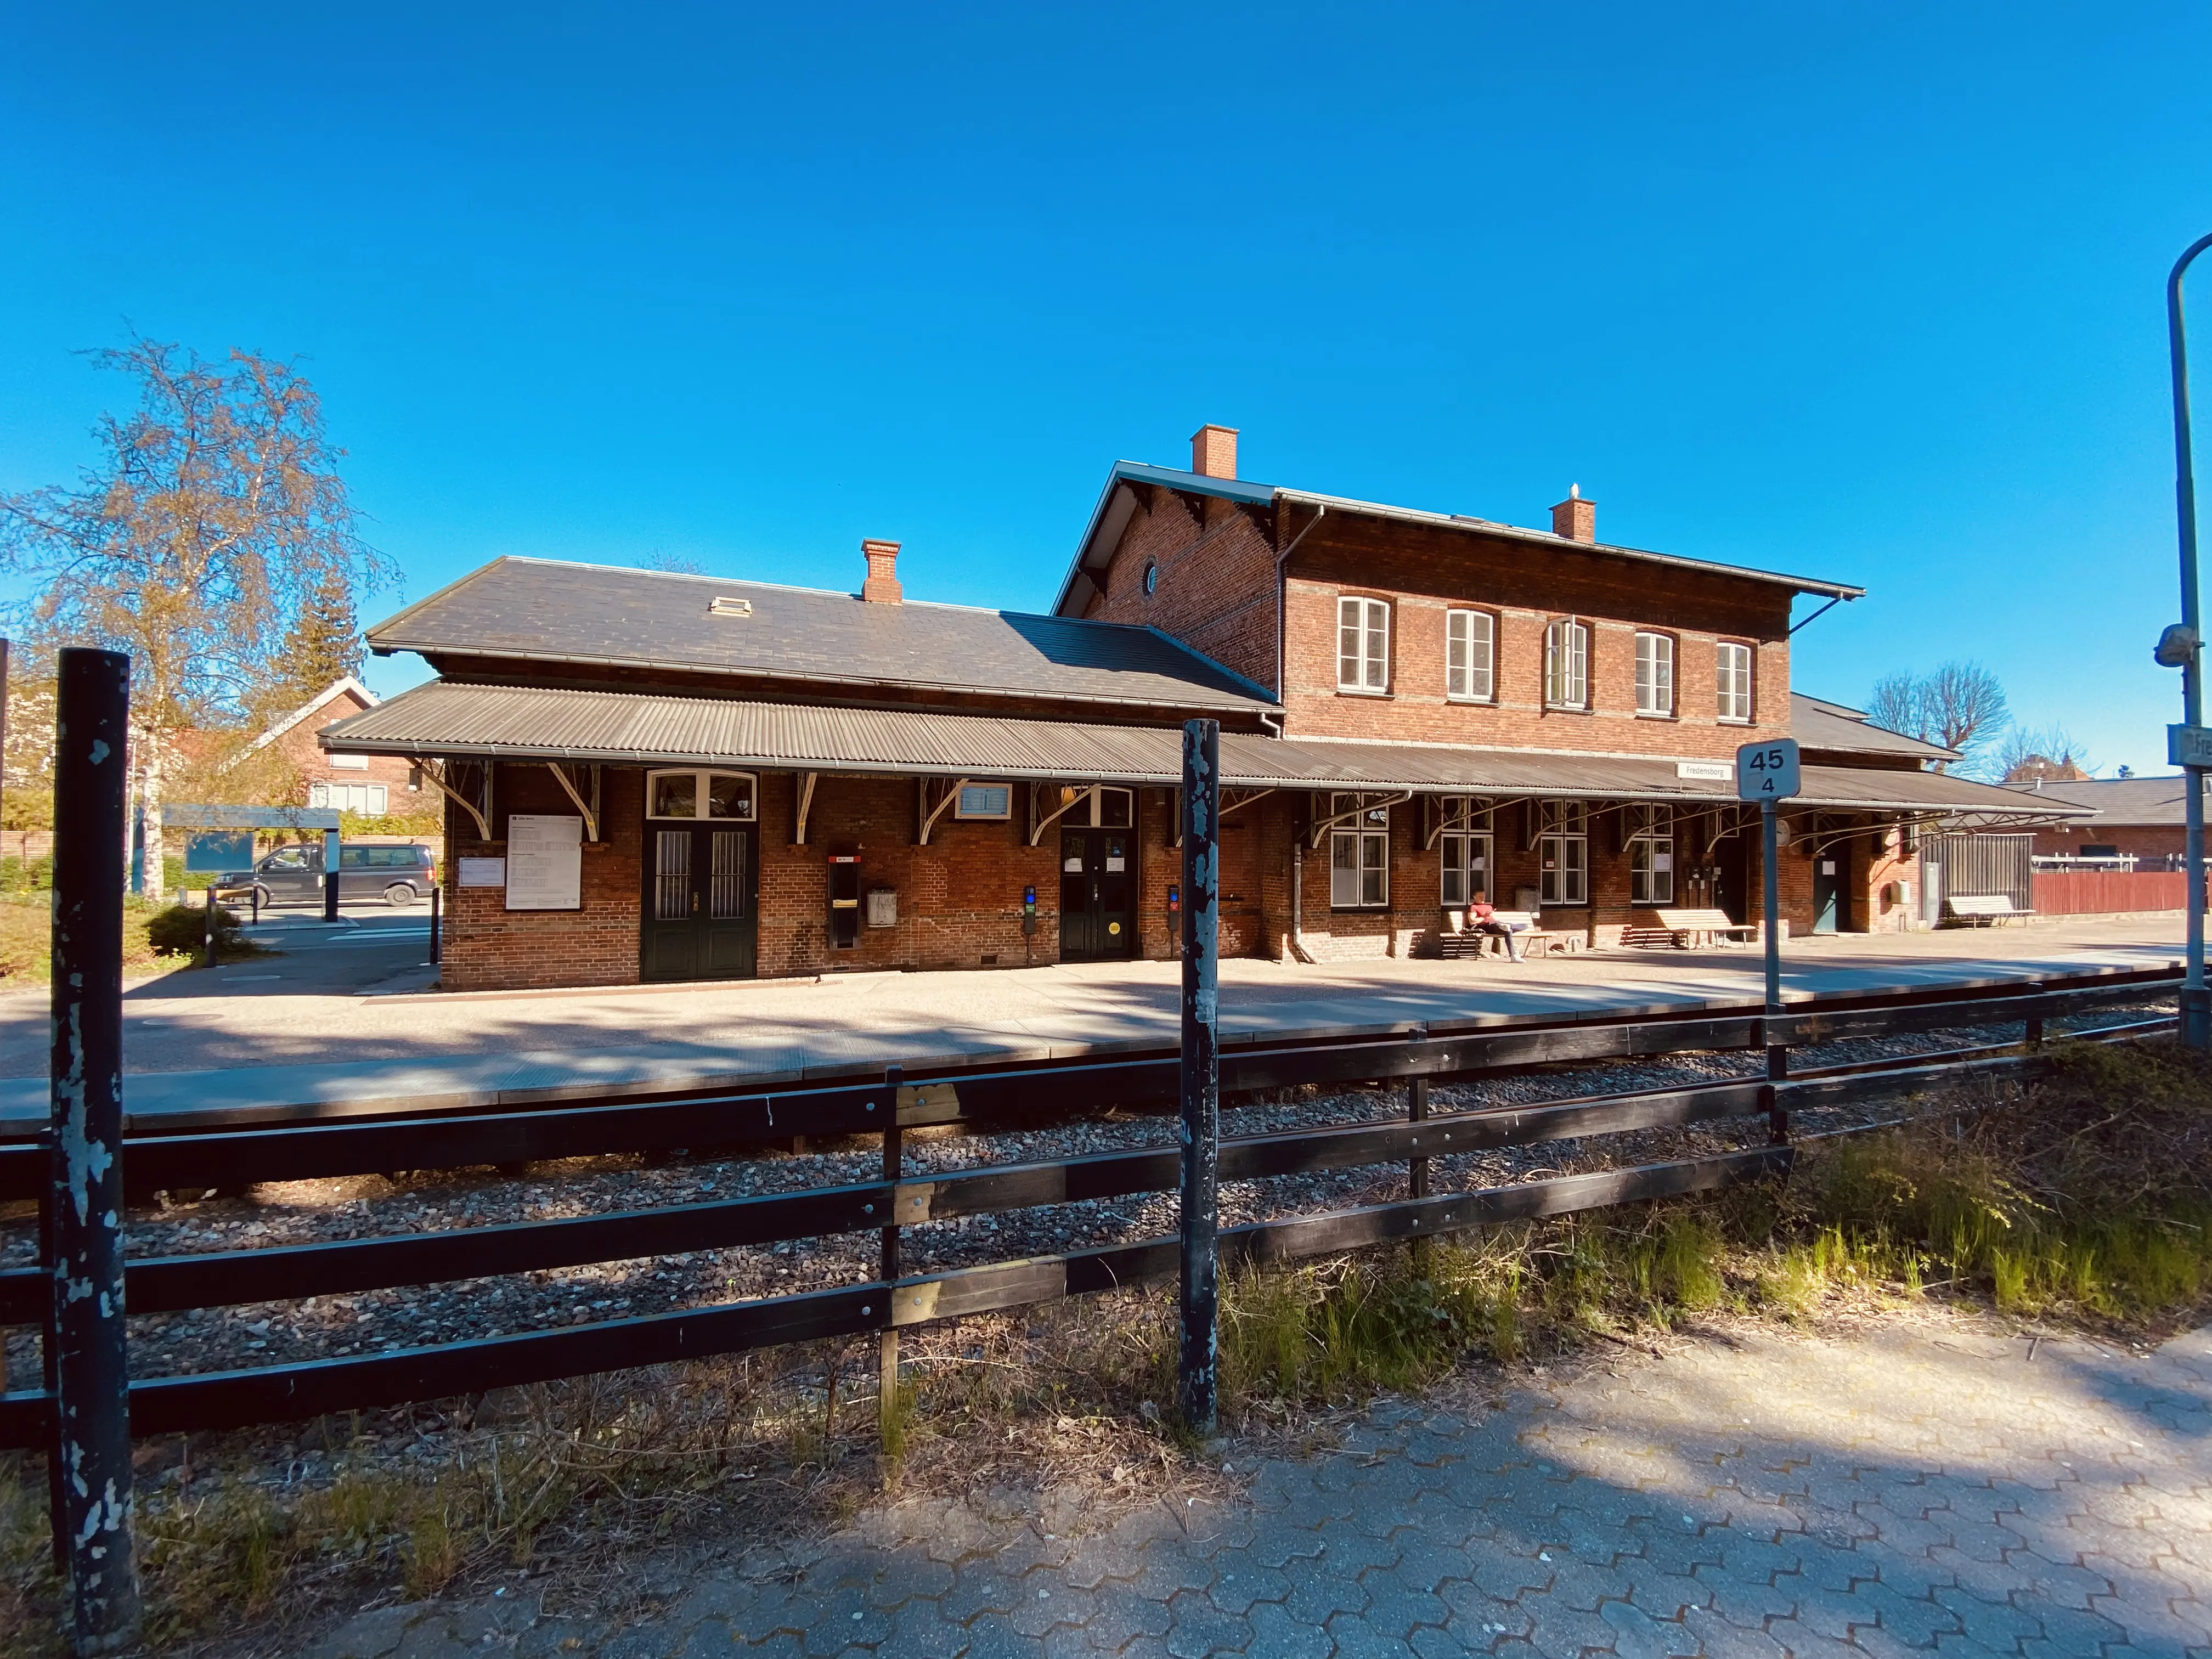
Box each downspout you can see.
[1290,838,1316,964]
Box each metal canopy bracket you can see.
[1307,789,1415,849]
[918,778,969,847]
[412,758,492,840]
[1027,782,1097,848]
[545,761,600,843]
[794,772,817,847]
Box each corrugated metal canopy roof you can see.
[368,556,1274,716]
[325,681,2070,821]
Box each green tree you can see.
[0,335,388,901]
[272,567,364,713]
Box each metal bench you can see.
[1944,893,2033,926]
[1623,907,1762,949]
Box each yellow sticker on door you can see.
[1108,922,1121,935]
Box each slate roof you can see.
[366,556,1276,716]
[1790,693,1960,763]
[325,680,2070,819]
[2002,775,2208,826]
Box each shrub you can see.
[144,901,259,962]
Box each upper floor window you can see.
[1635,631,1675,717]
[1544,619,1590,710]
[1328,793,1391,908]
[1338,597,1390,693]
[311,780,388,816]
[1717,641,1754,723]
[1446,610,1494,702]
[648,769,757,821]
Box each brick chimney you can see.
[861,538,902,603]
[1550,485,1595,543]
[1190,424,1239,480]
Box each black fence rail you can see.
[0,965,2175,1451]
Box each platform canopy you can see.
[322,680,2077,826]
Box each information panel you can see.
[505,814,583,910]
[458,857,505,888]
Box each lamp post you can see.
[2165,232,2212,1051]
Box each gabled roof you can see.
[1790,693,1960,764]
[243,675,379,757]
[368,556,1275,717]
[2002,774,2207,826]
[1053,460,1865,617]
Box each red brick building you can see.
[249,676,422,817]
[2013,775,2203,867]
[325,427,2061,991]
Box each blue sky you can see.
[2,3,2208,773]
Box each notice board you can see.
[505,814,583,910]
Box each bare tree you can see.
[1998,723,2092,785]
[0,336,387,901]
[1863,662,2010,774]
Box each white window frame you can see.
[1054,785,1135,828]
[1544,618,1590,710]
[1634,631,1675,718]
[1717,641,1754,724]
[954,783,1013,821]
[1328,792,1391,909]
[1438,796,1493,908]
[1444,609,1495,703]
[646,768,759,821]
[1337,596,1391,694]
[309,780,389,815]
[1628,805,1674,906]
[1537,800,1588,907]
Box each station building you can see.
[324,427,2063,991]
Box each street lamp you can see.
[2163,230,2212,1050]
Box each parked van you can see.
[214,843,437,908]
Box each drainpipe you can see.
[1289,838,1317,964]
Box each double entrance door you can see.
[1059,828,1136,961]
[641,823,758,981]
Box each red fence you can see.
[2030,870,2201,915]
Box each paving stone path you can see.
[311,1313,2212,1657]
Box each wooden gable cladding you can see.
[1290,514,1795,641]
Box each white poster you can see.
[1653,853,1673,872]
[458,857,506,888]
[506,814,583,910]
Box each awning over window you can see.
[322,680,2073,823]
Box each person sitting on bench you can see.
[1468,890,1528,961]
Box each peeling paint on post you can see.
[1178,718,1221,1437]
[49,648,140,1654]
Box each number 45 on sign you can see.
[1736,738,1801,802]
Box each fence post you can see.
[1178,719,1221,1437]
[49,647,142,1654]
[878,1062,903,1463]
[203,884,217,969]
[1407,1072,1432,1272]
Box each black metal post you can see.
[428,882,441,964]
[1178,719,1221,1437]
[251,883,261,928]
[878,1063,902,1456]
[203,885,217,969]
[49,647,142,1653]
[1762,801,1788,1141]
[322,827,341,923]
[2168,232,2212,1049]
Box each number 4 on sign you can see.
[1736,738,1802,802]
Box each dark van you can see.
[215,843,437,908]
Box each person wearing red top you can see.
[1467,891,1527,961]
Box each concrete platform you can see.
[0,918,2181,1136]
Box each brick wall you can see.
[2030,824,2184,863]
[1085,488,1282,692]
[441,764,645,992]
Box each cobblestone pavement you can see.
[308,1313,2212,1657]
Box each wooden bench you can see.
[1623,907,1762,949]
[1437,910,1585,959]
[1944,893,2033,926]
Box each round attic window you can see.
[1143,560,1159,596]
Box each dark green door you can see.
[1812,851,1843,934]
[1058,828,1136,962]
[642,824,758,981]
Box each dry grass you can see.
[4,1037,2209,1654]
[0,896,173,986]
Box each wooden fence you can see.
[0,964,2176,1451]
[2031,870,2201,915]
